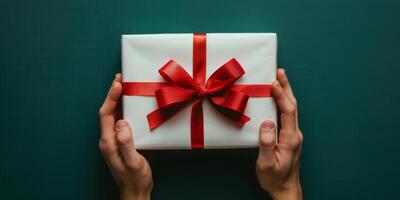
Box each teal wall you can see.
[0,0,399,199]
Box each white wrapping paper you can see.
[122,33,277,149]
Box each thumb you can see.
[115,120,142,169]
[258,121,277,165]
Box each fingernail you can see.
[261,121,275,131]
[116,120,129,131]
[272,81,280,87]
[112,81,120,88]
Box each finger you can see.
[116,120,144,170]
[272,81,297,131]
[99,137,125,172]
[258,121,277,167]
[277,68,299,129]
[277,69,297,105]
[99,74,123,137]
[112,73,122,119]
[115,73,123,119]
[101,74,122,117]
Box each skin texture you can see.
[99,69,303,200]
[256,69,303,200]
[98,74,153,200]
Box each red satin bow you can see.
[122,33,272,149]
[148,58,251,128]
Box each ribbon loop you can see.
[155,86,196,108]
[205,58,245,95]
[159,60,197,89]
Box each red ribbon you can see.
[122,33,272,149]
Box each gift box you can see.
[122,33,277,149]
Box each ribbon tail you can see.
[213,105,251,126]
[229,84,272,97]
[191,99,204,149]
[147,102,189,130]
[209,90,251,126]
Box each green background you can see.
[1,0,399,199]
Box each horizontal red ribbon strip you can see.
[122,82,271,97]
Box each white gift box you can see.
[122,33,277,149]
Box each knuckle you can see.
[298,131,304,144]
[292,98,298,107]
[98,138,112,154]
[287,105,296,114]
[291,131,303,148]
[98,107,106,117]
[117,134,132,146]
[98,141,107,153]
[126,158,144,171]
[292,139,301,149]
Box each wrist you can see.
[268,182,302,200]
[120,188,151,200]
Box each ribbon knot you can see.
[197,85,207,97]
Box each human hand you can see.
[256,69,303,200]
[98,73,153,200]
